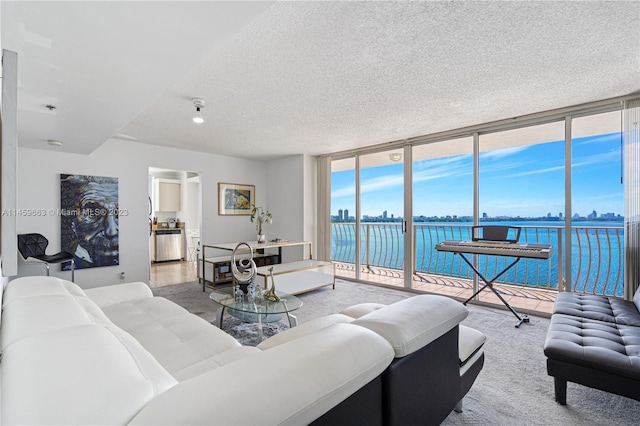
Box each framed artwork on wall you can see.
[60,173,119,270]
[218,182,255,216]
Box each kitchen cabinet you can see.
[154,180,181,212]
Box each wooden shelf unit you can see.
[199,241,315,291]
[200,252,279,290]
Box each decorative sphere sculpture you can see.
[231,242,257,285]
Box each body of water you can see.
[332,221,625,297]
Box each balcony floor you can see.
[335,263,557,316]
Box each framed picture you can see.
[218,182,255,215]
[60,174,119,270]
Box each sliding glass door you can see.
[358,149,405,284]
[478,122,565,299]
[331,157,357,279]
[571,110,623,296]
[412,137,473,290]
[326,98,632,302]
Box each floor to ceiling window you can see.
[325,96,634,306]
[330,157,357,279]
[412,137,473,285]
[358,149,405,283]
[478,121,565,296]
[570,110,624,296]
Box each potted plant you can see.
[250,204,273,244]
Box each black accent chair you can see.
[17,233,75,282]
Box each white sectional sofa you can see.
[0,276,484,425]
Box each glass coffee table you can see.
[209,288,303,341]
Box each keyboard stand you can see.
[456,252,530,328]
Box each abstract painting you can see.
[218,182,255,215]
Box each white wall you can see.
[266,155,317,262]
[184,178,201,233]
[1,50,18,276]
[17,138,270,288]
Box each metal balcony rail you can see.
[331,223,624,297]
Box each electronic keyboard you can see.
[435,240,553,259]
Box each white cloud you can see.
[508,165,565,177]
[331,185,355,198]
[361,174,404,193]
[574,133,621,145]
[479,145,530,160]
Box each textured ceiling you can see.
[3,1,639,161]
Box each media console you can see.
[199,240,334,295]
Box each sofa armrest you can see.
[85,282,153,308]
[352,294,468,357]
[129,323,394,425]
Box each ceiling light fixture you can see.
[192,98,205,124]
[47,139,63,146]
[389,153,402,162]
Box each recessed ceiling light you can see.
[47,139,63,146]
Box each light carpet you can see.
[153,279,639,425]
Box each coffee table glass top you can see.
[209,288,303,316]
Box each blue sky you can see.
[331,132,623,219]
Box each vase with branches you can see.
[250,204,273,243]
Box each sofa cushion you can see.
[85,281,154,308]
[2,276,86,307]
[129,323,395,426]
[257,313,354,350]
[543,313,640,380]
[340,302,386,319]
[2,324,178,425]
[171,346,262,381]
[1,277,113,351]
[459,324,486,366]
[553,292,640,326]
[1,293,112,351]
[352,295,468,358]
[1,277,179,425]
[101,296,243,379]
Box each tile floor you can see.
[149,260,198,288]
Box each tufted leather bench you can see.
[544,291,640,404]
[552,292,640,326]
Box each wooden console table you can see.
[200,240,313,290]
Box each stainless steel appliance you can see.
[155,229,182,261]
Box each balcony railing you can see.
[331,223,624,297]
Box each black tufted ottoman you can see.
[544,292,640,405]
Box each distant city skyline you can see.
[332,209,624,223]
[331,132,623,219]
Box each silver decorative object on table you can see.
[231,242,257,302]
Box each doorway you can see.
[148,167,201,287]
